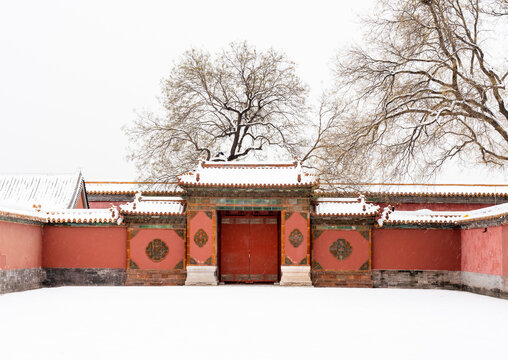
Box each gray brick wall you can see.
[0,268,45,294]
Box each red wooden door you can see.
[220,212,279,283]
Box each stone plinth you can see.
[185,266,218,285]
[280,266,312,286]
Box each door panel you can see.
[220,217,249,280]
[220,212,279,283]
[249,216,278,281]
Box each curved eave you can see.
[178,181,318,189]
[47,218,118,224]
[120,211,185,216]
[459,213,508,224]
[88,190,184,195]
[314,191,508,198]
[385,220,458,225]
[0,210,46,223]
[312,212,379,218]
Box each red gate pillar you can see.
[280,210,312,286]
[185,210,218,285]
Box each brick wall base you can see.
[44,268,126,287]
[372,270,462,290]
[0,268,45,294]
[126,269,186,286]
[312,271,373,287]
[461,272,508,300]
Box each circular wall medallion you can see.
[146,239,168,262]
[194,228,208,248]
[329,238,352,260]
[289,229,304,248]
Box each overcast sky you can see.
[0,0,506,183]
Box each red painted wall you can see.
[372,228,461,270]
[313,230,369,271]
[503,225,508,276]
[283,212,308,265]
[129,228,184,270]
[461,226,503,276]
[378,203,490,211]
[0,220,43,269]
[188,211,214,264]
[43,226,126,268]
[88,201,129,209]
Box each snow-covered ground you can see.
[1,286,507,360]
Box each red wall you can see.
[43,226,127,268]
[129,228,185,270]
[188,211,214,264]
[461,226,503,276]
[283,212,308,265]
[313,229,369,271]
[503,225,508,276]
[372,228,461,270]
[0,220,43,269]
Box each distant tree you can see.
[330,0,508,181]
[125,41,309,181]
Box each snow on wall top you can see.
[384,209,464,225]
[0,172,85,210]
[178,161,317,188]
[383,203,508,225]
[119,195,185,216]
[0,205,121,224]
[46,208,121,224]
[460,203,508,223]
[314,196,380,217]
[316,183,508,197]
[86,181,183,195]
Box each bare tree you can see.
[125,41,309,181]
[332,0,508,181]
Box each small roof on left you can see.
[0,172,86,210]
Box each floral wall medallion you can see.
[146,239,169,262]
[289,229,304,248]
[329,238,353,260]
[194,228,208,248]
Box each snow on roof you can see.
[0,172,85,210]
[314,196,380,217]
[0,205,48,222]
[85,181,183,195]
[119,195,185,216]
[316,183,508,197]
[46,208,121,224]
[384,209,464,225]
[0,205,121,224]
[178,161,317,188]
[384,203,508,225]
[460,203,508,223]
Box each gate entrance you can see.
[219,211,280,283]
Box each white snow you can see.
[0,205,121,224]
[316,183,508,197]
[119,195,185,215]
[46,207,121,224]
[85,181,183,194]
[385,203,508,225]
[461,203,508,222]
[178,161,316,187]
[386,209,463,224]
[314,196,380,216]
[0,286,507,360]
[0,172,84,210]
